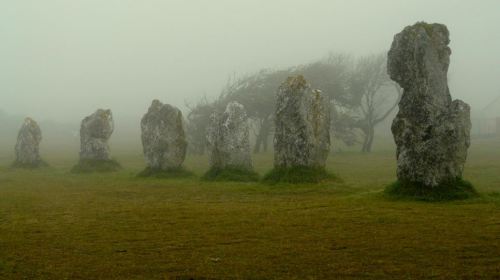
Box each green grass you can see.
[71,159,121,173]
[263,166,336,184]
[202,166,259,182]
[137,166,194,178]
[385,178,478,202]
[11,159,49,169]
[0,137,499,279]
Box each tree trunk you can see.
[253,133,262,154]
[361,126,375,153]
[365,126,375,153]
[262,127,270,152]
[253,117,271,154]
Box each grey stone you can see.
[206,101,253,171]
[141,100,187,170]
[388,22,471,187]
[14,117,43,166]
[273,75,331,169]
[79,109,114,161]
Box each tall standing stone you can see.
[388,22,471,187]
[206,101,253,172]
[141,100,187,171]
[274,75,331,169]
[79,109,115,161]
[13,117,44,167]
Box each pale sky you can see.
[1,0,499,122]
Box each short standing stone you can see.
[274,75,331,169]
[14,117,44,167]
[388,22,471,187]
[141,100,187,171]
[206,101,253,171]
[79,109,114,161]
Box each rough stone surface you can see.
[14,117,43,166]
[206,101,253,171]
[273,75,331,169]
[141,100,187,170]
[388,22,471,187]
[79,109,114,161]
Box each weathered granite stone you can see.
[206,101,253,171]
[79,109,114,161]
[141,100,187,170]
[273,75,331,168]
[388,22,471,187]
[14,117,43,167]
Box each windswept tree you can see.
[218,70,288,153]
[185,53,399,155]
[348,53,402,153]
[185,96,222,155]
[218,54,358,153]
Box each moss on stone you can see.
[285,75,307,91]
[414,21,435,36]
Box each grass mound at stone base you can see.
[71,159,121,173]
[384,178,478,202]
[262,166,336,184]
[202,167,259,182]
[11,160,49,169]
[137,167,194,179]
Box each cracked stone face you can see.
[273,75,331,169]
[79,109,114,161]
[141,100,187,170]
[14,117,43,166]
[388,22,471,187]
[206,101,253,171]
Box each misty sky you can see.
[1,0,499,123]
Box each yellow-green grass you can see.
[0,137,499,279]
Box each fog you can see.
[1,0,499,127]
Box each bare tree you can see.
[349,54,402,153]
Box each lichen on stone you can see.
[73,109,119,173]
[13,117,46,168]
[269,75,331,183]
[140,100,188,175]
[387,22,472,190]
[205,101,256,181]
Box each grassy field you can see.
[0,137,499,279]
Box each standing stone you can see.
[274,75,331,169]
[388,22,471,187]
[14,117,44,167]
[141,100,187,171]
[79,109,114,161]
[206,101,253,171]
